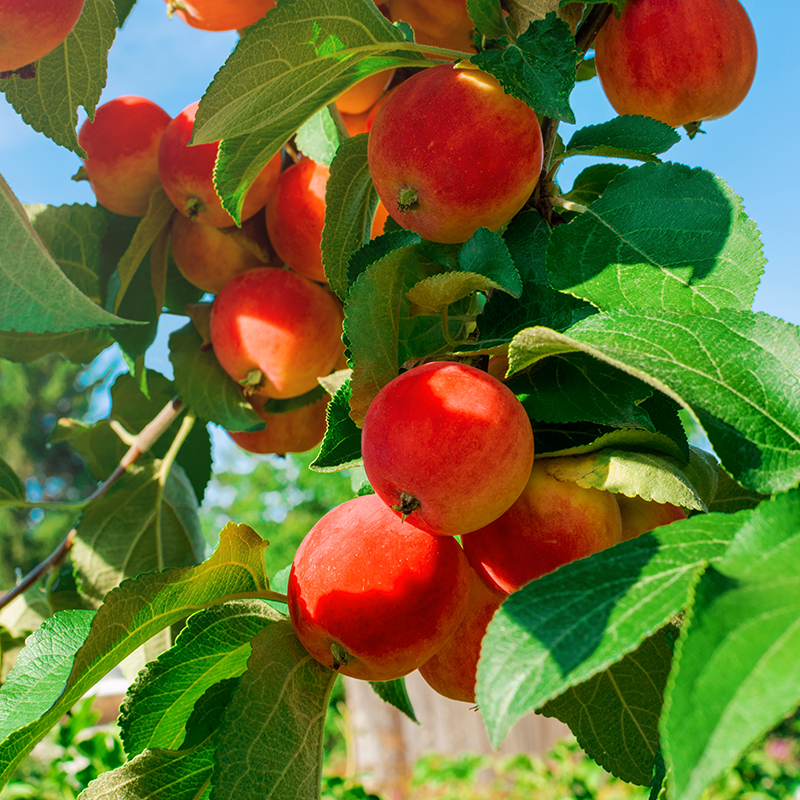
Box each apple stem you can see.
[552,197,589,214]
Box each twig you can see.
[0,397,186,613]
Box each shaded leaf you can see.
[311,381,363,472]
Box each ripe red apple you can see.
[209,267,344,399]
[164,0,275,31]
[170,212,275,295]
[228,394,329,456]
[287,493,473,681]
[418,571,506,703]
[389,0,476,54]
[594,0,757,128]
[0,0,85,73]
[265,159,329,284]
[158,101,282,228]
[367,64,543,243]
[616,494,687,542]
[361,361,535,537]
[77,96,171,217]
[462,457,624,595]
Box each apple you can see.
[164,0,275,31]
[418,571,506,703]
[209,267,344,399]
[335,70,395,115]
[371,200,390,238]
[77,96,172,218]
[616,494,687,542]
[0,0,85,73]
[462,457,624,595]
[158,101,282,228]
[265,158,329,284]
[367,64,543,243]
[361,361,535,537]
[169,212,275,295]
[594,0,758,128]
[287,493,473,681]
[389,0,476,55]
[228,394,330,456]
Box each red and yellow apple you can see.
[367,64,543,243]
[335,69,395,115]
[164,0,275,31]
[287,493,473,681]
[78,96,171,217]
[209,267,344,399]
[594,0,757,128]
[158,101,282,228]
[616,494,687,542]
[462,457,623,595]
[361,361,535,536]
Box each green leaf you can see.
[120,600,282,755]
[547,162,765,313]
[113,0,137,26]
[509,310,800,495]
[193,0,427,223]
[0,460,24,505]
[311,381,363,472]
[706,469,767,515]
[542,628,674,786]
[0,0,117,154]
[169,321,265,432]
[321,133,378,300]
[211,620,336,800]
[72,461,206,607]
[368,678,418,724]
[0,174,142,334]
[562,163,629,207]
[467,0,512,38]
[0,522,271,785]
[295,105,342,167]
[562,115,681,162]
[0,328,112,363]
[476,510,746,747]
[662,488,800,800]
[80,737,215,799]
[471,13,577,122]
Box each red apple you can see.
[287,493,473,681]
[389,0,476,54]
[228,394,330,456]
[164,0,275,31]
[361,361,535,537]
[462,457,624,595]
[158,101,282,228]
[265,159,329,284]
[616,494,687,542]
[418,571,506,703]
[0,0,85,73]
[367,64,543,243]
[209,267,344,399]
[594,0,757,128]
[78,96,172,217]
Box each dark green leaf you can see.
[0,460,25,505]
[562,164,629,207]
[467,0,512,38]
[563,115,681,162]
[368,678,418,724]
[311,381,363,472]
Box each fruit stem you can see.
[551,196,589,214]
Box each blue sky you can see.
[1,0,797,339]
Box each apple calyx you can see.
[397,186,419,213]
[391,491,422,521]
[330,642,351,671]
[239,368,266,394]
[184,196,204,220]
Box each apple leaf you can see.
[347,229,421,290]
[295,105,342,167]
[80,737,215,799]
[662,488,800,800]
[51,418,128,481]
[169,321,265,433]
[113,0,137,26]
[458,227,522,296]
[72,461,206,607]
[562,163,629,207]
[509,309,800,495]
[562,115,681,162]
[467,0,512,38]
[0,522,272,785]
[476,510,748,748]
[547,162,765,314]
[0,0,117,154]
[120,600,282,755]
[322,133,379,300]
[706,470,767,515]
[0,329,112,364]
[0,460,25,505]
[193,0,428,224]
[542,628,674,786]
[210,620,337,800]
[471,12,577,123]
[260,384,329,415]
[311,381,364,472]
[368,678,419,724]
[0,175,142,335]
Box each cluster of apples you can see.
[287,360,686,701]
